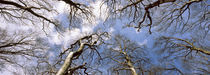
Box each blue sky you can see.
[0,0,209,75]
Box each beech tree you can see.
[0,0,209,75]
[102,0,209,74]
[103,0,208,33]
[101,34,184,75]
[154,36,210,74]
[102,34,148,75]
[56,32,109,75]
[0,28,47,74]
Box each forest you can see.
[0,0,209,75]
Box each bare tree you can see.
[101,0,209,74]
[155,36,210,74]
[0,0,57,25]
[0,0,93,31]
[0,28,47,74]
[103,34,144,75]
[102,34,184,75]
[103,0,208,34]
[0,0,209,75]
[55,32,109,75]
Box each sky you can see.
[0,0,209,75]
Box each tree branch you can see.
[164,37,210,55]
[56,43,85,75]
[0,0,58,26]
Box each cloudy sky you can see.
[0,0,209,74]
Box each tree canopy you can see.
[0,0,209,75]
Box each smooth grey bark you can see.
[124,52,137,75]
[56,43,85,75]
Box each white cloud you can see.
[49,0,110,48]
[91,0,109,21]
[50,32,62,45]
[56,2,66,13]
[1,65,23,75]
[138,39,148,46]
[109,27,115,34]
[63,28,81,48]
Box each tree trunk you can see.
[56,43,85,75]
